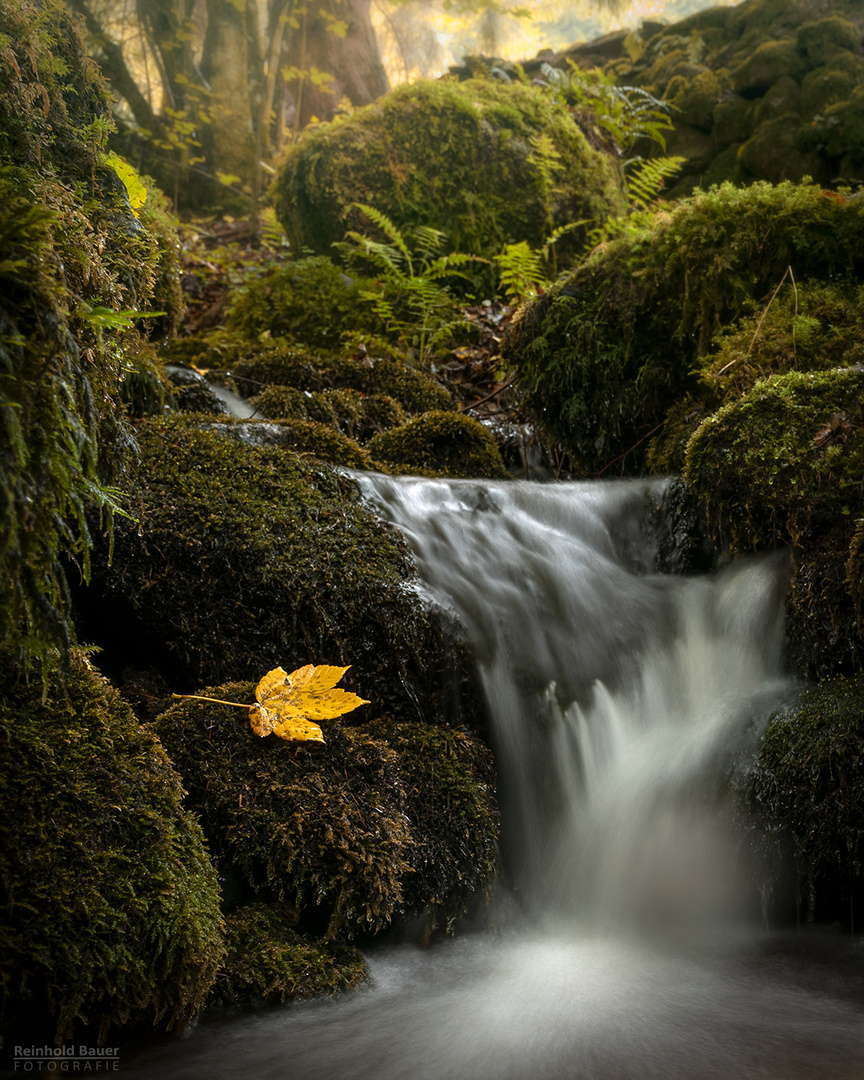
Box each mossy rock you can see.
[0,651,224,1043]
[738,672,864,926]
[502,181,864,474]
[754,76,802,124]
[251,385,407,442]
[700,280,864,405]
[274,79,625,276]
[153,690,499,937]
[813,84,864,164]
[732,40,808,96]
[683,368,864,551]
[785,534,864,681]
[666,69,723,131]
[211,903,369,1007]
[738,114,822,183]
[368,411,510,480]
[711,95,755,146]
[797,16,861,68]
[231,345,453,415]
[197,416,372,469]
[226,256,381,349]
[800,62,859,120]
[86,417,483,729]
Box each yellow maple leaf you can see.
[172,663,369,744]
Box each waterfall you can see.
[126,475,864,1080]
[355,473,788,931]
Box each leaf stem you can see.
[171,693,251,708]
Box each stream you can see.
[125,476,864,1080]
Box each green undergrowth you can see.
[88,417,484,727]
[368,411,510,480]
[211,903,369,1007]
[503,181,864,474]
[226,256,382,349]
[153,690,499,937]
[275,78,625,286]
[739,672,864,926]
[0,650,224,1044]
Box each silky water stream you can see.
[127,476,864,1080]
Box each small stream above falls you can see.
[125,475,864,1080]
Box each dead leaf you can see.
[248,664,369,743]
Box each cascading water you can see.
[126,476,864,1080]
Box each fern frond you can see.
[625,156,686,209]
[353,203,412,267]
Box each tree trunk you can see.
[284,0,389,131]
[200,0,260,188]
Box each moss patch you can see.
[0,651,224,1043]
[368,411,510,480]
[211,903,368,1007]
[683,368,864,551]
[251,385,407,442]
[739,672,864,925]
[153,690,498,937]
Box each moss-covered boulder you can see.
[251,385,407,442]
[196,416,372,469]
[211,904,369,1007]
[85,417,483,729]
[502,182,864,475]
[739,673,864,926]
[684,368,864,551]
[275,79,625,271]
[0,652,224,1043]
[368,411,510,479]
[153,690,499,936]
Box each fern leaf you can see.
[353,203,412,266]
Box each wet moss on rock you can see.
[153,690,499,937]
[211,903,369,1007]
[683,368,864,551]
[503,182,864,475]
[740,673,864,926]
[368,411,510,480]
[251,385,407,443]
[89,416,483,729]
[0,651,225,1044]
[274,78,625,272]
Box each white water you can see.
[125,476,864,1080]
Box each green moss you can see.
[785,534,864,681]
[368,411,510,480]
[701,280,864,405]
[0,651,224,1043]
[503,182,864,474]
[212,904,368,1007]
[732,40,807,95]
[683,368,864,550]
[666,69,722,130]
[275,79,625,274]
[800,62,859,120]
[217,416,371,469]
[252,385,407,442]
[153,691,498,937]
[739,673,864,924]
[226,257,381,349]
[88,416,483,729]
[230,343,453,415]
[797,16,860,67]
[0,0,184,665]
